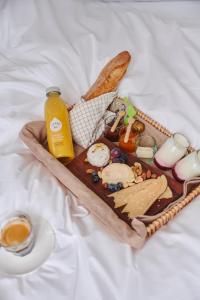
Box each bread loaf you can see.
[83,51,131,101]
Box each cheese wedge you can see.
[123,175,167,218]
[108,179,156,208]
[102,163,135,185]
[158,186,173,199]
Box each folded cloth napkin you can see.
[69,92,116,148]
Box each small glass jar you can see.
[136,135,157,162]
[104,118,123,142]
[138,135,156,148]
[119,126,139,153]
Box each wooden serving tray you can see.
[67,137,183,228]
[20,117,200,245]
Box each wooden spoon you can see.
[124,117,135,143]
[110,110,125,133]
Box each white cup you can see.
[173,151,200,181]
[154,133,189,170]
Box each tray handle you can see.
[146,184,200,237]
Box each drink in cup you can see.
[0,212,35,256]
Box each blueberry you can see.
[92,175,100,183]
[112,157,121,163]
[108,183,114,189]
[120,153,128,163]
[112,154,128,164]
[92,171,98,176]
[108,183,117,192]
[108,182,123,192]
[91,171,100,183]
[117,182,123,190]
[118,157,126,164]
[114,185,120,192]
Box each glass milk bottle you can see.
[154,133,189,170]
[45,87,74,159]
[173,151,200,181]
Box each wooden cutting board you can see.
[67,137,183,227]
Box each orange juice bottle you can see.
[45,87,74,159]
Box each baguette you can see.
[82,51,131,101]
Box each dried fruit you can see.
[103,183,108,189]
[146,170,152,179]
[134,176,144,183]
[86,168,95,174]
[141,172,147,180]
[151,173,157,179]
[128,182,135,187]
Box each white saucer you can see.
[0,217,55,275]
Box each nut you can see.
[86,169,94,174]
[131,169,137,178]
[146,169,152,179]
[134,176,144,183]
[84,158,88,163]
[133,162,143,176]
[128,182,135,187]
[109,160,112,165]
[103,183,108,189]
[141,172,147,180]
[123,182,129,188]
[151,173,157,179]
[98,171,102,178]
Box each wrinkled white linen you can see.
[1,0,200,299]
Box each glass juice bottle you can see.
[45,87,74,159]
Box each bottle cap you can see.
[46,86,61,96]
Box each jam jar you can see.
[104,118,123,142]
[119,126,139,153]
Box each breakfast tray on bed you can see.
[20,107,200,248]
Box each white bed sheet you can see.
[1,0,200,299]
